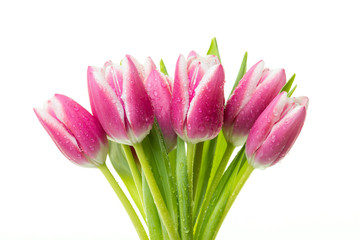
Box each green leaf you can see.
[144,119,178,231]
[230,52,248,96]
[197,146,245,240]
[108,140,145,219]
[209,130,227,183]
[160,59,169,76]
[212,159,254,239]
[281,73,296,93]
[288,84,297,97]
[207,37,221,63]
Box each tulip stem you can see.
[193,139,217,222]
[98,164,149,240]
[187,142,196,207]
[121,144,143,207]
[193,142,204,199]
[194,143,235,238]
[177,138,193,240]
[207,143,235,198]
[133,143,180,240]
[212,161,254,239]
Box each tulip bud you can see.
[143,57,176,152]
[170,52,225,143]
[87,55,154,145]
[246,92,309,169]
[223,60,286,146]
[34,94,108,167]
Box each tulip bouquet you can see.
[34,38,308,240]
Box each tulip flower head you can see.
[34,94,108,167]
[87,55,154,145]
[143,57,177,152]
[223,60,286,147]
[171,52,225,143]
[246,92,309,169]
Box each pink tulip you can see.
[34,94,108,167]
[87,55,154,145]
[170,52,225,143]
[143,57,176,152]
[246,92,309,169]
[223,60,286,146]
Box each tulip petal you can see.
[146,69,177,151]
[253,104,307,168]
[121,55,154,143]
[127,55,146,81]
[103,61,123,96]
[34,108,91,166]
[171,55,189,137]
[223,61,265,143]
[186,64,225,143]
[187,54,220,102]
[144,57,157,79]
[87,66,129,143]
[230,68,286,146]
[50,94,108,164]
[246,92,290,158]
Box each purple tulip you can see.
[170,52,225,143]
[143,57,177,152]
[34,94,108,167]
[87,55,154,145]
[246,92,309,169]
[223,60,286,146]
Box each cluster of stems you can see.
[100,125,254,240]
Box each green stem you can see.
[142,170,163,240]
[193,142,204,200]
[193,139,217,222]
[207,144,235,198]
[133,143,180,240]
[98,164,148,240]
[187,142,196,207]
[212,161,254,239]
[176,137,193,240]
[121,144,143,206]
[194,144,235,237]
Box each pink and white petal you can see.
[246,92,290,158]
[187,50,198,59]
[188,63,206,102]
[103,61,123,97]
[187,56,219,98]
[146,69,177,151]
[223,60,265,134]
[121,55,154,143]
[186,64,225,143]
[34,108,91,166]
[294,96,309,109]
[231,69,286,146]
[125,55,145,82]
[87,66,129,144]
[204,54,220,66]
[171,55,190,137]
[144,57,157,80]
[253,105,307,168]
[51,94,108,161]
[165,75,173,93]
[258,68,286,90]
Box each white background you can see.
[1,0,359,239]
